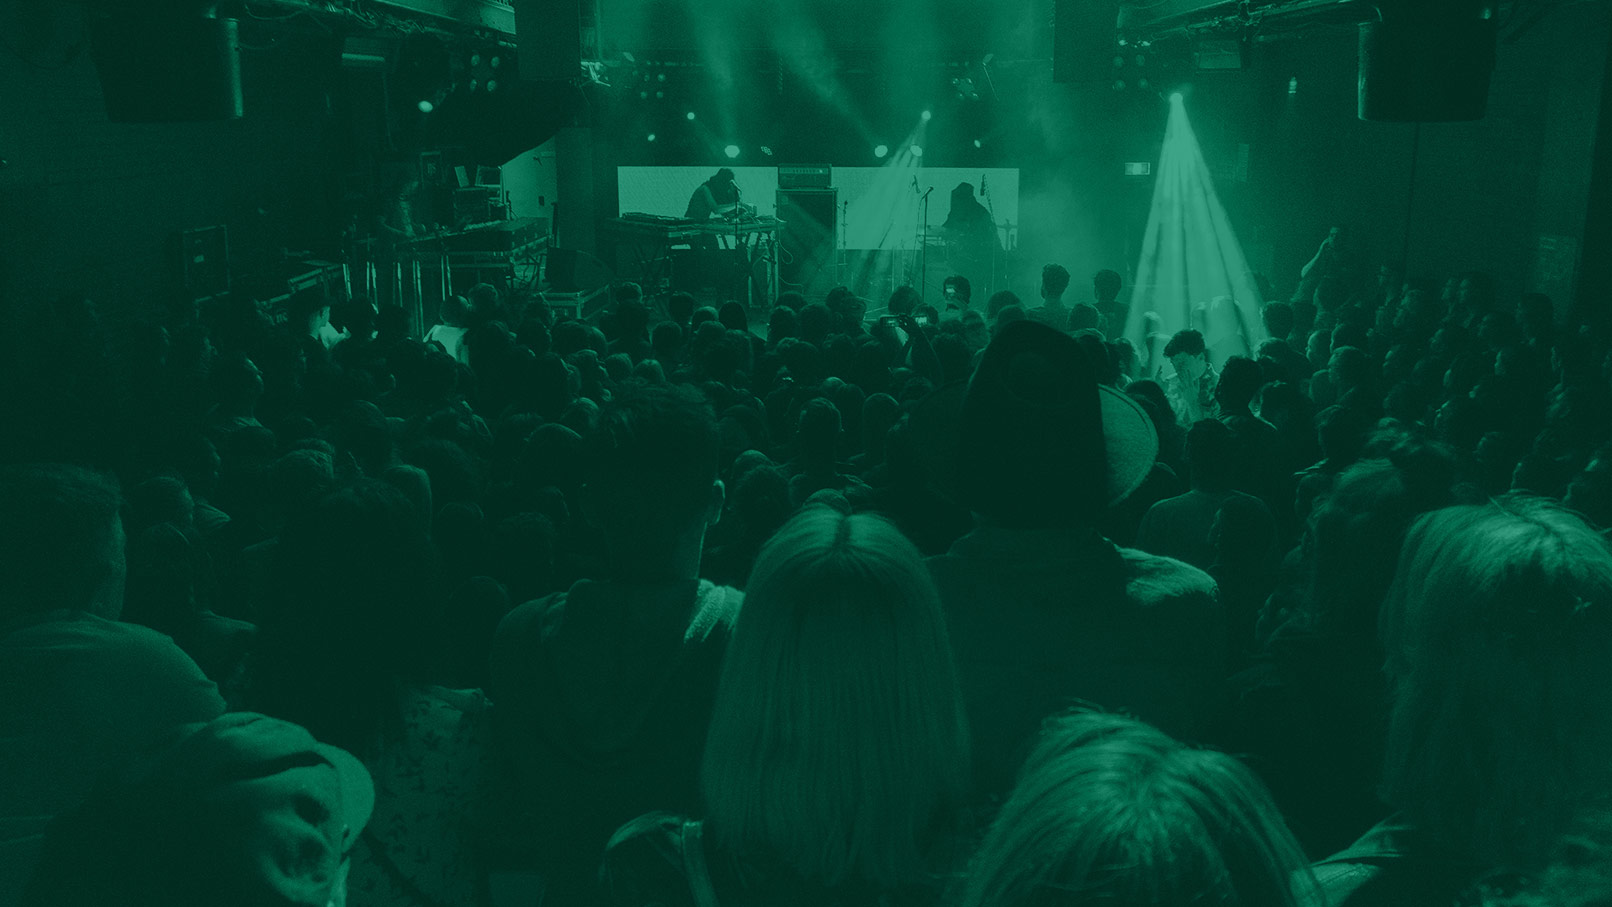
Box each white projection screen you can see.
[617,166,1020,252]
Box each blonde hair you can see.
[700,505,970,888]
[960,711,1316,907]
[1380,496,1612,868]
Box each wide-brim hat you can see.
[910,320,1157,522]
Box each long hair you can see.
[1379,496,1612,869]
[700,505,971,888]
[959,711,1316,907]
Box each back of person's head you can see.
[210,352,263,404]
[774,290,806,313]
[1380,498,1612,869]
[1187,419,1239,492]
[0,464,124,620]
[718,301,749,333]
[584,383,720,543]
[960,711,1314,907]
[1093,269,1123,303]
[702,505,970,888]
[934,333,974,385]
[795,397,842,464]
[691,306,720,329]
[991,305,1026,337]
[667,291,698,325]
[1316,403,1370,464]
[255,480,442,754]
[611,281,643,307]
[1214,356,1263,409]
[798,302,834,346]
[1262,301,1295,341]
[1329,346,1371,392]
[767,306,798,344]
[1164,329,1207,360]
[1306,441,1462,638]
[651,321,684,361]
[1068,304,1101,333]
[987,290,1020,322]
[887,285,921,318]
[1041,264,1071,300]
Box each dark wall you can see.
[1218,3,1612,309]
[0,20,357,330]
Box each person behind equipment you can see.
[685,169,754,221]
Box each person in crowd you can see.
[924,321,1223,807]
[1136,419,1271,572]
[1215,355,1285,511]
[958,711,1317,907]
[426,295,472,364]
[1162,328,1218,426]
[785,397,873,509]
[489,384,741,907]
[942,275,973,315]
[1315,498,1612,906]
[1,465,225,905]
[1091,268,1127,339]
[1028,264,1071,329]
[248,479,489,907]
[21,712,373,907]
[602,505,972,907]
[1215,438,1469,859]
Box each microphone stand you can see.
[981,174,998,295]
[732,181,744,306]
[919,186,934,306]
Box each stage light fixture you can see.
[490,56,501,69]
[417,99,434,113]
[469,53,482,67]
[1289,77,1299,95]
[486,80,498,93]
[1170,91,1184,103]
[910,144,924,157]
[640,91,649,100]
[647,133,657,142]
[920,109,933,122]
[724,144,740,158]
[1114,80,1126,91]
[686,111,696,120]
[874,144,889,158]
[760,146,774,156]
[973,138,983,148]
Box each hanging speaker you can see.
[1053,0,1122,85]
[1358,13,1498,122]
[91,15,243,122]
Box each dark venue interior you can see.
[4,0,1612,905]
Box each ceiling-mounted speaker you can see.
[91,14,243,122]
[1358,8,1498,122]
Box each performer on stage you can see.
[940,182,999,294]
[685,168,752,221]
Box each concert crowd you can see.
[4,236,1612,907]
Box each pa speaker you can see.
[1359,14,1498,121]
[514,0,599,82]
[777,189,838,299]
[91,15,243,122]
[1053,0,1122,85]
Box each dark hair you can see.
[1164,329,1207,359]
[986,291,1020,321]
[1261,301,1294,340]
[718,301,749,333]
[667,291,698,324]
[1041,264,1071,298]
[1093,269,1122,302]
[585,383,720,533]
[887,286,920,318]
[1187,419,1238,492]
[774,291,806,313]
[1215,356,1264,409]
[943,275,972,303]
[0,464,124,619]
[1068,305,1101,333]
[251,480,443,755]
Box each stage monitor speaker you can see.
[1358,15,1497,122]
[1052,0,1122,85]
[91,15,243,122]
[777,189,838,299]
[546,246,616,293]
